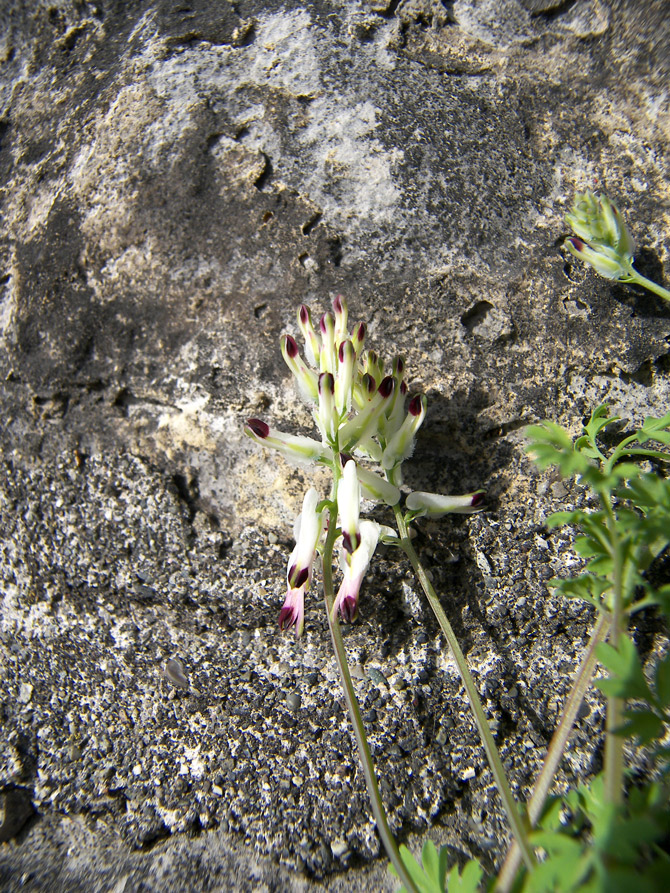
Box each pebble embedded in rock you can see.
[286,692,301,712]
[164,659,189,690]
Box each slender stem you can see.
[630,268,670,302]
[603,510,625,807]
[496,612,609,892]
[606,433,640,469]
[618,447,670,462]
[393,505,536,874]
[321,506,420,893]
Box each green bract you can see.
[565,190,670,301]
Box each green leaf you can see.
[636,412,670,445]
[525,831,592,892]
[618,708,664,744]
[552,574,611,608]
[573,534,610,558]
[445,858,483,893]
[585,555,615,576]
[545,509,589,528]
[608,461,645,483]
[526,421,574,450]
[595,637,653,702]
[392,843,455,893]
[583,404,619,440]
[421,841,442,889]
[391,845,430,893]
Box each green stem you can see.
[496,611,609,892]
[603,510,625,807]
[321,505,420,893]
[393,505,536,874]
[629,267,670,302]
[618,447,670,462]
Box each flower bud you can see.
[319,312,337,374]
[317,372,337,442]
[333,294,348,341]
[566,238,630,280]
[335,339,356,414]
[281,334,318,401]
[298,304,321,368]
[356,465,401,505]
[565,191,635,281]
[339,376,395,453]
[381,394,426,469]
[351,321,366,358]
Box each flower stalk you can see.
[245,296,502,885]
[392,503,537,875]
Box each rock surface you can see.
[0,0,668,890]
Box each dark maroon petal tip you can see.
[279,607,297,631]
[340,595,357,623]
[568,237,584,251]
[284,334,299,358]
[333,295,343,314]
[339,452,353,467]
[408,395,422,416]
[342,531,361,555]
[338,342,345,362]
[471,492,485,508]
[361,373,376,394]
[319,371,334,394]
[400,381,408,395]
[378,376,395,399]
[320,312,334,334]
[291,567,309,589]
[356,322,366,340]
[247,418,270,438]
[299,305,310,324]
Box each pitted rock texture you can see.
[0,1,669,891]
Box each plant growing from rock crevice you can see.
[245,191,670,891]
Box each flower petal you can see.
[406,489,485,517]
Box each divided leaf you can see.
[595,636,654,702]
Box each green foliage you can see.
[515,405,670,892]
[526,405,670,614]
[390,841,483,893]
[523,773,670,893]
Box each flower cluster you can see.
[245,297,483,635]
[565,191,635,281]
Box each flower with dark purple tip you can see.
[405,489,485,518]
[279,585,305,636]
[333,520,381,623]
[244,419,331,465]
[339,459,361,554]
[287,488,324,590]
